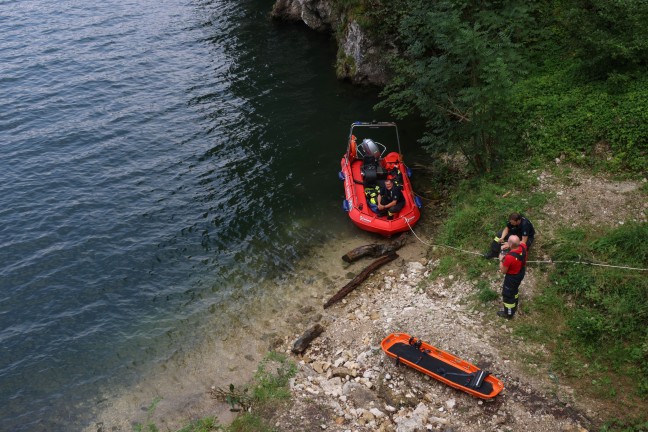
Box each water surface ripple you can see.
[0,0,389,429]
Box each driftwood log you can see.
[342,235,408,263]
[324,253,398,309]
[291,323,324,354]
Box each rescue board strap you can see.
[437,368,490,389]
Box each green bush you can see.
[547,224,648,395]
[568,308,608,345]
[512,69,648,172]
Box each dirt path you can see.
[268,167,646,432]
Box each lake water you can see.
[0,0,427,429]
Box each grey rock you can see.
[331,367,356,378]
[343,382,380,408]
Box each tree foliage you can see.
[367,0,646,173]
[551,0,648,81]
[377,0,534,173]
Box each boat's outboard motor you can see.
[360,139,380,184]
[360,139,381,159]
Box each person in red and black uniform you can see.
[484,212,535,259]
[498,235,527,319]
[377,177,405,220]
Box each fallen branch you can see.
[324,253,398,309]
[342,235,408,263]
[291,323,325,354]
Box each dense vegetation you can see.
[547,223,648,396]
[334,0,648,429]
[342,0,647,174]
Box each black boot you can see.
[483,240,502,259]
[483,250,498,259]
[497,310,513,319]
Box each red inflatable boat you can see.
[339,121,421,237]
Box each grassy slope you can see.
[513,66,648,174]
[431,163,648,431]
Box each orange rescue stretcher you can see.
[381,332,504,399]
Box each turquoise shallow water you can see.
[0,0,428,429]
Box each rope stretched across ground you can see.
[404,220,648,272]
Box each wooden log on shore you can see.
[291,323,325,354]
[324,253,398,309]
[342,235,408,263]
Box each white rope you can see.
[404,219,648,272]
[525,259,648,271]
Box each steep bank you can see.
[271,0,391,85]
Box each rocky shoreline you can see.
[87,167,645,431]
[269,256,594,432]
[264,167,647,431]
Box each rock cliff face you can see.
[271,0,337,32]
[271,0,390,85]
[338,20,390,86]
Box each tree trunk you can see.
[342,235,408,263]
[291,323,325,354]
[324,253,398,308]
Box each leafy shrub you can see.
[568,308,608,344]
[547,224,648,395]
[512,70,648,172]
